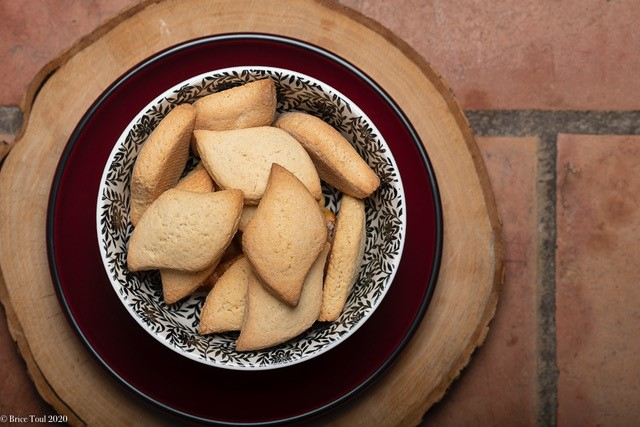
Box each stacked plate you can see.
[47,34,442,425]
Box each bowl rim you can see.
[95,64,407,370]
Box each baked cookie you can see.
[200,236,244,290]
[193,78,276,131]
[237,205,257,232]
[275,111,380,198]
[235,244,329,352]
[198,256,253,335]
[191,78,276,154]
[194,126,322,204]
[129,103,196,226]
[158,165,218,304]
[318,195,366,321]
[127,188,243,272]
[174,162,215,193]
[242,164,327,306]
[160,261,219,305]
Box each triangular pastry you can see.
[194,126,322,204]
[158,164,217,304]
[160,261,219,305]
[236,244,330,352]
[193,78,276,132]
[174,162,215,193]
[318,195,366,321]
[198,256,253,335]
[127,188,242,272]
[242,164,327,306]
[191,78,277,154]
[275,111,380,198]
[129,103,196,226]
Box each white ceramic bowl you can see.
[96,66,406,370]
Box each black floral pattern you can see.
[97,67,406,369]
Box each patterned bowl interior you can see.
[97,66,406,370]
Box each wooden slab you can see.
[0,0,503,425]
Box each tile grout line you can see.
[535,130,558,427]
[0,106,23,135]
[466,109,640,427]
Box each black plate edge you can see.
[45,32,444,426]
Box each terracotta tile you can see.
[0,304,56,418]
[2,0,639,110]
[556,134,640,426]
[0,0,141,106]
[341,0,640,110]
[422,137,539,425]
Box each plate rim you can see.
[95,64,408,371]
[46,32,443,425]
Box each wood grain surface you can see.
[0,0,503,425]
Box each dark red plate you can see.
[47,34,442,425]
